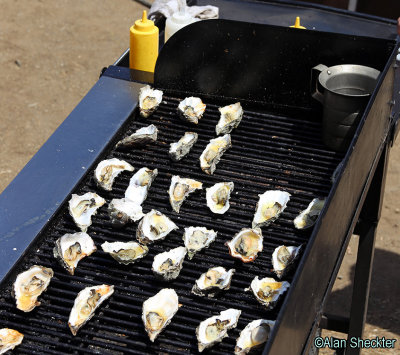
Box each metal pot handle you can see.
[311,64,328,103]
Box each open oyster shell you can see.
[125,167,158,205]
[216,102,243,135]
[108,198,144,227]
[152,246,187,280]
[68,284,114,336]
[178,97,206,124]
[0,328,24,354]
[192,266,235,297]
[183,226,217,259]
[169,176,203,213]
[200,134,231,175]
[294,198,325,229]
[226,228,263,263]
[139,85,163,118]
[136,210,178,244]
[94,158,134,191]
[206,182,234,214]
[13,265,54,312]
[101,241,148,265]
[272,245,302,279]
[116,124,158,148]
[235,319,275,355]
[169,132,198,161]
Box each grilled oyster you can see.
[53,232,96,275]
[13,265,54,312]
[101,241,148,265]
[142,288,179,342]
[183,226,217,259]
[200,134,231,175]
[246,277,290,310]
[68,284,114,336]
[216,102,243,135]
[196,308,241,352]
[235,319,275,355]
[294,198,325,229]
[252,190,291,228]
[226,228,263,263]
[178,97,206,124]
[125,167,158,205]
[169,176,203,213]
[136,210,178,244]
[94,158,134,191]
[116,124,158,148]
[69,192,106,232]
[0,328,24,354]
[206,182,234,214]
[192,266,235,297]
[169,132,198,161]
[152,246,187,280]
[139,85,163,118]
[272,245,302,279]
[108,198,144,227]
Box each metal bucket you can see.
[311,64,380,152]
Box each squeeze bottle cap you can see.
[290,17,306,29]
[134,10,155,32]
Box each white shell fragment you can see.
[139,85,163,118]
[226,228,263,263]
[13,265,54,312]
[294,198,325,229]
[169,176,203,213]
[0,328,24,354]
[252,190,291,228]
[94,158,134,191]
[216,102,243,135]
[192,266,235,297]
[108,198,144,227]
[169,132,198,161]
[246,277,290,310]
[136,210,178,244]
[200,134,231,175]
[206,182,234,214]
[196,308,241,352]
[101,241,149,265]
[178,97,206,124]
[125,167,158,205]
[272,245,302,279]
[152,246,187,280]
[116,124,158,148]
[69,192,106,232]
[183,226,218,259]
[53,232,97,275]
[142,288,179,342]
[235,319,275,355]
[68,284,114,336]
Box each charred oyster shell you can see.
[178,97,206,124]
[183,226,217,259]
[206,182,234,214]
[139,85,163,118]
[0,328,24,354]
[216,102,243,135]
[226,228,263,263]
[108,198,144,227]
[94,158,134,191]
[116,124,158,148]
[169,176,203,213]
[169,132,198,161]
[294,198,325,229]
[152,246,187,280]
[192,266,235,297]
[272,245,302,279]
[101,241,148,265]
[136,210,178,244]
[125,167,158,205]
[199,134,231,175]
[235,319,275,355]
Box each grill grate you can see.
[0,95,343,354]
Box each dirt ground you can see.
[0,0,399,354]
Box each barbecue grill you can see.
[0,1,399,354]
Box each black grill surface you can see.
[0,96,343,354]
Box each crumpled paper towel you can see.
[149,0,219,20]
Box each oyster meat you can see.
[272,245,302,279]
[125,167,158,205]
[69,192,106,232]
[246,277,290,310]
[169,132,198,161]
[178,97,206,124]
[69,284,114,336]
[13,265,54,312]
[142,288,179,342]
[252,190,291,228]
[226,228,263,263]
[136,210,178,244]
[216,102,243,135]
[139,85,163,118]
[206,182,234,214]
[183,226,217,259]
[169,176,203,213]
[294,198,325,229]
[108,198,144,227]
[0,328,24,354]
[53,232,96,275]
[94,158,134,191]
[101,241,148,265]
[116,124,158,148]
[196,308,241,352]
[235,319,275,355]
[192,266,235,297]
[152,246,187,280]
[199,134,231,175]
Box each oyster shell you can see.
[136,210,178,244]
[139,85,163,118]
[169,176,203,213]
[183,226,217,259]
[252,190,291,228]
[69,192,106,232]
[206,182,234,214]
[94,158,134,191]
[272,245,302,279]
[125,167,158,205]
[68,284,114,336]
[108,198,144,227]
[216,102,243,135]
[196,308,241,352]
[192,266,235,297]
[116,124,158,148]
[152,246,187,280]
[178,97,206,124]
[226,228,263,263]
[199,134,231,175]
[169,132,198,161]
[101,241,148,265]
[53,232,96,275]
[0,328,24,354]
[13,265,54,312]
[142,288,179,342]
[294,198,325,229]
[235,319,275,355]
[246,276,290,310]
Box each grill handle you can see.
[311,64,328,103]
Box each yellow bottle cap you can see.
[290,17,306,29]
[134,10,155,32]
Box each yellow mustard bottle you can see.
[130,10,159,72]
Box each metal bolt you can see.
[327,70,331,75]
